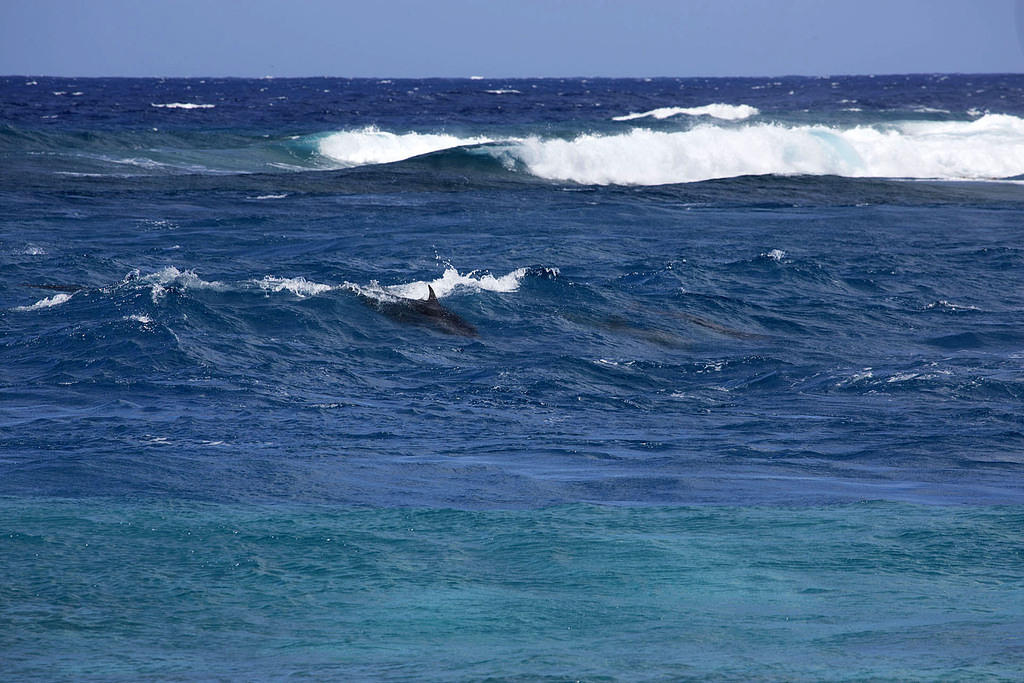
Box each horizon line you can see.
[4,71,1023,81]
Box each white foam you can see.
[15,292,72,311]
[139,267,224,302]
[926,300,981,312]
[250,193,289,200]
[485,89,521,95]
[762,249,786,261]
[613,103,759,122]
[257,276,335,297]
[345,266,530,303]
[150,103,215,109]
[503,114,1024,185]
[317,127,497,167]
[141,266,222,289]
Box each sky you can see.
[1,0,1022,78]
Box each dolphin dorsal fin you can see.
[427,285,438,303]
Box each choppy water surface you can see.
[2,75,1024,680]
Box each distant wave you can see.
[19,112,1024,186]
[316,127,498,166]
[612,103,759,121]
[150,103,215,109]
[314,115,1024,184]
[505,114,1024,185]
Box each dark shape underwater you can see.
[371,285,479,337]
[21,283,87,292]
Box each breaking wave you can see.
[342,266,546,303]
[316,127,497,166]
[15,111,1024,186]
[506,114,1024,185]
[612,103,759,121]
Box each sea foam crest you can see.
[150,103,216,109]
[506,114,1024,185]
[14,292,73,311]
[345,266,531,303]
[257,276,335,297]
[317,127,496,166]
[613,103,759,121]
[139,267,225,302]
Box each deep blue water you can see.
[2,75,1024,680]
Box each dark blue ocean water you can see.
[2,75,1024,680]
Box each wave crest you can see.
[344,266,534,303]
[257,276,335,297]
[14,292,73,311]
[317,127,496,167]
[612,103,759,122]
[506,114,1024,185]
[150,103,215,109]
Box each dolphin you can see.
[667,310,769,340]
[373,285,478,337]
[21,283,87,292]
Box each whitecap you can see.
[926,300,981,312]
[257,276,335,297]
[499,114,1024,185]
[613,103,759,122]
[14,292,73,311]
[139,267,225,302]
[316,127,498,167]
[150,102,215,109]
[345,266,531,303]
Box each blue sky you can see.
[2,0,1022,77]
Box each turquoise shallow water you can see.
[3,498,1022,681]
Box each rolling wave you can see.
[9,113,1024,185]
[317,114,1024,184]
[315,127,499,167]
[506,114,1024,185]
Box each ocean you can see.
[2,74,1023,680]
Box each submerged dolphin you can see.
[21,283,87,292]
[373,285,478,337]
